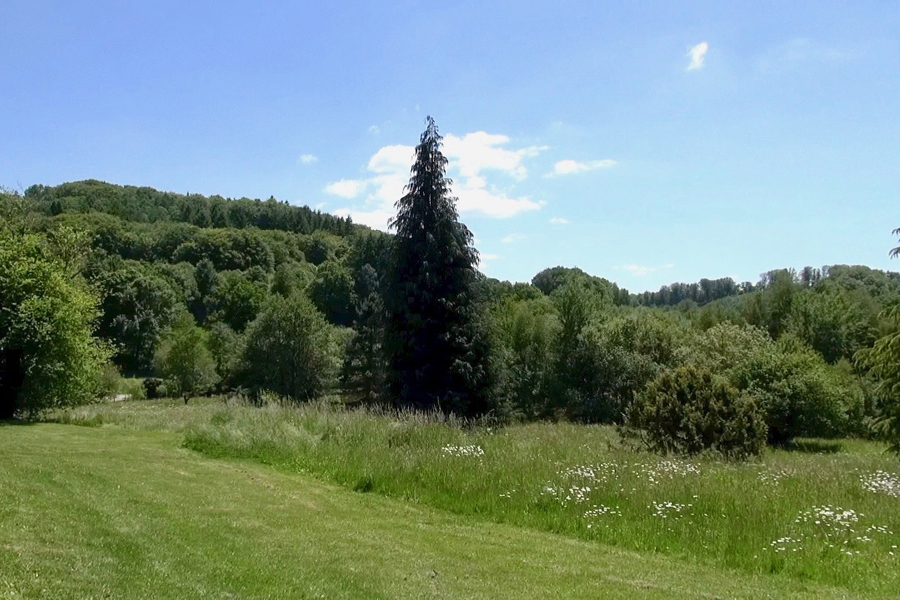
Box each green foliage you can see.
[270,261,313,298]
[692,323,857,444]
[309,260,356,326]
[385,117,490,416]
[94,264,179,373]
[0,229,111,417]
[636,277,746,307]
[788,288,878,363]
[855,306,900,453]
[173,229,275,272]
[745,269,798,339]
[564,311,686,423]
[304,230,346,265]
[690,323,771,372]
[27,179,358,236]
[206,321,242,389]
[236,293,337,402]
[532,266,628,305]
[730,339,847,444]
[154,312,219,400]
[626,365,767,459]
[208,270,267,332]
[341,265,387,405]
[489,297,559,419]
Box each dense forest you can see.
[2,121,900,458]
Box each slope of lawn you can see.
[52,398,900,596]
[0,420,869,600]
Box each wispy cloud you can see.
[615,263,675,277]
[546,159,617,177]
[368,125,380,134]
[329,130,546,230]
[501,233,525,243]
[549,217,569,225]
[478,252,500,267]
[298,154,318,165]
[687,42,709,71]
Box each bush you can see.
[235,293,338,402]
[119,377,147,401]
[0,228,112,418]
[625,365,767,460]
[692,324,853,444]
[98,362,123,399]
[563,311,688,424]
[154,312,219,401]
[143,377,165,399]
[730,340,845,445]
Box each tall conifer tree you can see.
[386,117,489,416]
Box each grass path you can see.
[0,423,868,599]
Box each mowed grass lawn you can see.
[0,421,870,600]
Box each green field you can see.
[1,399,899,598]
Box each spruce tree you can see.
[385,117,490,416]
[341,264,387,405]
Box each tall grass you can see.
[54,398,900,594]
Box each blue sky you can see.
[1,1,898,291]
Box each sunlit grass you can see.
[53,398,900,595]
[1,423,857,599]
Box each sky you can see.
[1,1,898,291]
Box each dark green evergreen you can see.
[341,265,387,405]
[385,117,490,416]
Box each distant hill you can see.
[26,179,363,237]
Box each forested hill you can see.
[632,266,900,308]
[26,180,360,236]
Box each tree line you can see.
[2,120,900,458]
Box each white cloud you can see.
[298,154,318,165]
[443,132,547,181]
[687,42,709,71]
[501,233,525,243]
[477,253,500,268]
[549,217,569,225]
[368,125,380,134]
[324,179,367,199]
[454,182,542,218]
[333,207,395,230]
[329,130,545,230]
[547,159,617,177]
[368,145,414,174]
[615,263,675,277]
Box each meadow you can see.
[49,397,900,597]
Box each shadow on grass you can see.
[0,418,39,427]
[784,439,844,454]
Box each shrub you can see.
[692,324,853,444]
[154,312,219,402]
[730,340,845,445]
[143,377,165,399]
[235,293,337,402]
[0,228,111,418]
[625,365,767,460]
[563,311,688,424]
